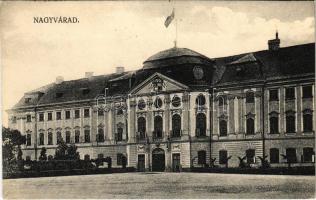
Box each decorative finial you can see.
[174,40,177,48]
[276,30,278,39]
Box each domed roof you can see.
[143,47,212,69]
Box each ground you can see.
[3,172,315,199]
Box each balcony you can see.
[152,131,164,142]
[136,132,147,143]
[171,130,182,138]
[195,129,207,138]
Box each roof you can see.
[11,42,315,110]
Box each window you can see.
[56,112,61,120]
[116,127,123,141]
[219,120,227,136]
[196,94,206,106]
[84,109,90,118]
[48,132,53,145]
[138,99,146,110]
[270,148,279,163]
[116,109,123,115]
[198,150,206,165]
[246,92,255,103]
[303,148,314,163]
[286,112,295,133]
[56,131,62,144]
[196,113,206,137]
[302,85,313,98]
[137,117,146,139]
[65,131,71,143]
[98,128,105,142]
[84,129,90,143]
[25,98,31,103]
[286,148,297,163]
[39,113,44,121]
[39,133,44,145]
[75,110,80,118]
[65,111,71,119]
[56,92,63,98]
[246,118,255,135]
[303,111,313,132]
[98,109,104,116]
[172,114,181,137]
[154,97,163,109]
[218,96,227,106]
[117,153,123,165]
[26,115,31,122]
[219,150,228,164]
[154,116,163,138]
[75,130,80,143]
[11,116,17,123]
[269,113,279,134]
[285,87,295,100]
[172,96,181,107]
[82,88,90,95]
[269,89,278,101]
[48,112,52,121]
[26,134,31,146]
[246,149,255,164]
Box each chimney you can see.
[268,31,280,51]
[116,66,124,74]
[55,76,64,84]
[85,72,94,79]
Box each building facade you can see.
[7,34,315,171]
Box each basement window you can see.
[56,92,63,98]
[25,98,31,103]
[82,88,90,95]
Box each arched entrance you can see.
[152,148,165,172]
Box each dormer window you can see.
[56,92,63,98]
[82,88,90,95]
[25,98,31,103]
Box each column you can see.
[128,99,136,143]
[228,95,235,135]
[296,86,302,134]
[234,97,239,133]
[255,91,262,133]
[279,86,285,134]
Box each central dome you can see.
[143,47,212,69]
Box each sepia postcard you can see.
[1,0,315,199]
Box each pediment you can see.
[130,72,189,95]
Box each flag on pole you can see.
[164,9,175,28]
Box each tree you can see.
[238,156,247,168]
[281,154,292,169]
[67,144,80,160]
[2,127,26,173]
[54,139,68,160]
[257,155,270,169]
[39,147,47,161]
[223,156,232,168]
[210,158,216,168]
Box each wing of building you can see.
[7,34,315,171]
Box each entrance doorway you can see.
[172,153,181,172]
[152,148,165,172]
[137,154,145,172]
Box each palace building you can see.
[7,33,315,171]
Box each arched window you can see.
[286,111,296,133]
[48,132,53,145]
[137,117,146,139]
[218,95,227,106]
[75,130,80,143]
[303,110,313,132]
[172,96,181,107]
[117,127,123,141]
[246,149,255,164]
[246,118,255,135]
[246,91,255,103]
[138,99,146,110]
[98,128,104,142]
[198,150,206,165]
[196,94,206,106]
[172,114,181,137]
[39,133,44,145]
[196,113,206,137]
[65,131,71,143]
[219,120,227,136]
[154,115,163,138]
[270,148,279,163]
[219,150,228,164]
[154,97,163,109]
[56,131,62,144]
[269,112,279,134]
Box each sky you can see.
[1,1,315,126]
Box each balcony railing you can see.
[171,130,182,138]
[196,129,207,137]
